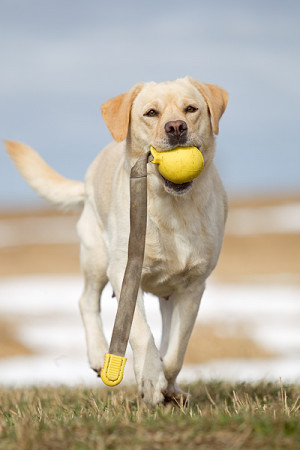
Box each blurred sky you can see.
[1,0,300,208]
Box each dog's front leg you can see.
[129,291,168,405]
[161,283,205,399]
[77,204,109,373]
[108,265,167,405]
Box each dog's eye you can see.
[144,109,159,117]
[185,105,198,113]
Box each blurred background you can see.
[0,0,299,386]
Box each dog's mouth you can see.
[162,176,193,195]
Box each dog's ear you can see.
[101,83,144,142]
[189,78,228,135]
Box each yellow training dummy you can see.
[150,146,204,184]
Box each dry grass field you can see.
[0,381,299,449]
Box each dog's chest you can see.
[141,201,220,297]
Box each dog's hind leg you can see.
[77,203,109,373]
[161,283,205,400]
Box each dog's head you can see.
[101,77,228,195]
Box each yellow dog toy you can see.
[150,146,204,184]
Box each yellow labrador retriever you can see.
[5,76,228,405]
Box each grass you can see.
[0,381,299,449]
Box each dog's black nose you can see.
[164,120,188,139]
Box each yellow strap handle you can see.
[100,353,127,386]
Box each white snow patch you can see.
[0,275,299,386]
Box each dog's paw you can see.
[88,346,106,374]
[138,371,168,406]
[163,384,191,406]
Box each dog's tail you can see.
[4,141,85,210]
